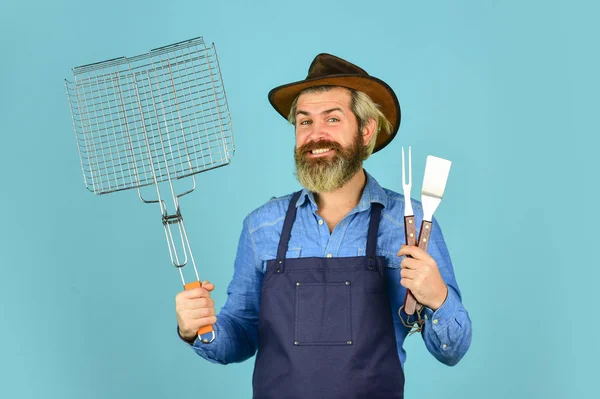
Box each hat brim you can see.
[268,74,400,153]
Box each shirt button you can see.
[442,344,447,349]
[327,254,333,258]
[318,219,324,225]
[433,319,438,324]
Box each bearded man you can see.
[175,53,472,398]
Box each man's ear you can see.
[362,118,377,146]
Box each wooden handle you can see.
[403,216,419,315]
[404,216,417,247]
[417,220,433,252]
[412,220,433,313]
[184,280,215,337]
[402,218,433,315]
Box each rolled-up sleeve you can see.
[421,216,472,366]
[181,215,264,365]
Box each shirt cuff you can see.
[177,324,225,365]
[422,286,458,328]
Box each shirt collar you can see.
[295,169,388,210]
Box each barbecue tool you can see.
[399,154,452,335]
[65,36,234,343]
[400,147,420,315]
[418,155,452,250]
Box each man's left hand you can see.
[397,244,448,311]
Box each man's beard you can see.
[294,130,367,193]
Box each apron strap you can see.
[276,190,303,263]
[366,203,383,267]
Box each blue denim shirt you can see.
[185,170,472,369]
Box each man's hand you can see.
[175,281,217,341]
[397,245,448,311]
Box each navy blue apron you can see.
[252,191,405,399]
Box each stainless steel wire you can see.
[65,37,234,195]
[65,37,231,343]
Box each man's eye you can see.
[328,117,340,122]
[299,120,311,125]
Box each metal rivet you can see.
[423,238,427,242]
[408,219,413,224]
[296,282,300,286]
[278,260,283,264]
[294,341,299,345]
[347,341,352,345]
[345,281,351,285]
[425,225,429,229]
[276,269,281,273]
[409,233,414,237]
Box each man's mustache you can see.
[296,140,342,154]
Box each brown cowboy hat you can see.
[268,53,401,153]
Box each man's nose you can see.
[306,120,328,142]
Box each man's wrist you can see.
[178,327,197,344]
[429,285,449,311]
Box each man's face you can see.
[293,87,368,193]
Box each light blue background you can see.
[0,0,597,398]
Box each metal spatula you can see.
[408,155,452,320]
[417,155,452,250]
[402,155,452,324]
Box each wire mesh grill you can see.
[65,37,234,195]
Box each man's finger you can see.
[400,257,421,270]
[400,278,412,290]
[183,297,215,310]
[185,307,216,319]
[178,288,202,300]
[178,286,213,300]
[400,268,418,279]
[397,244,432,261]
[202,281,215,291]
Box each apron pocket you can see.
[294,281,353,346]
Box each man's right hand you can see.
[175,280,217,341]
